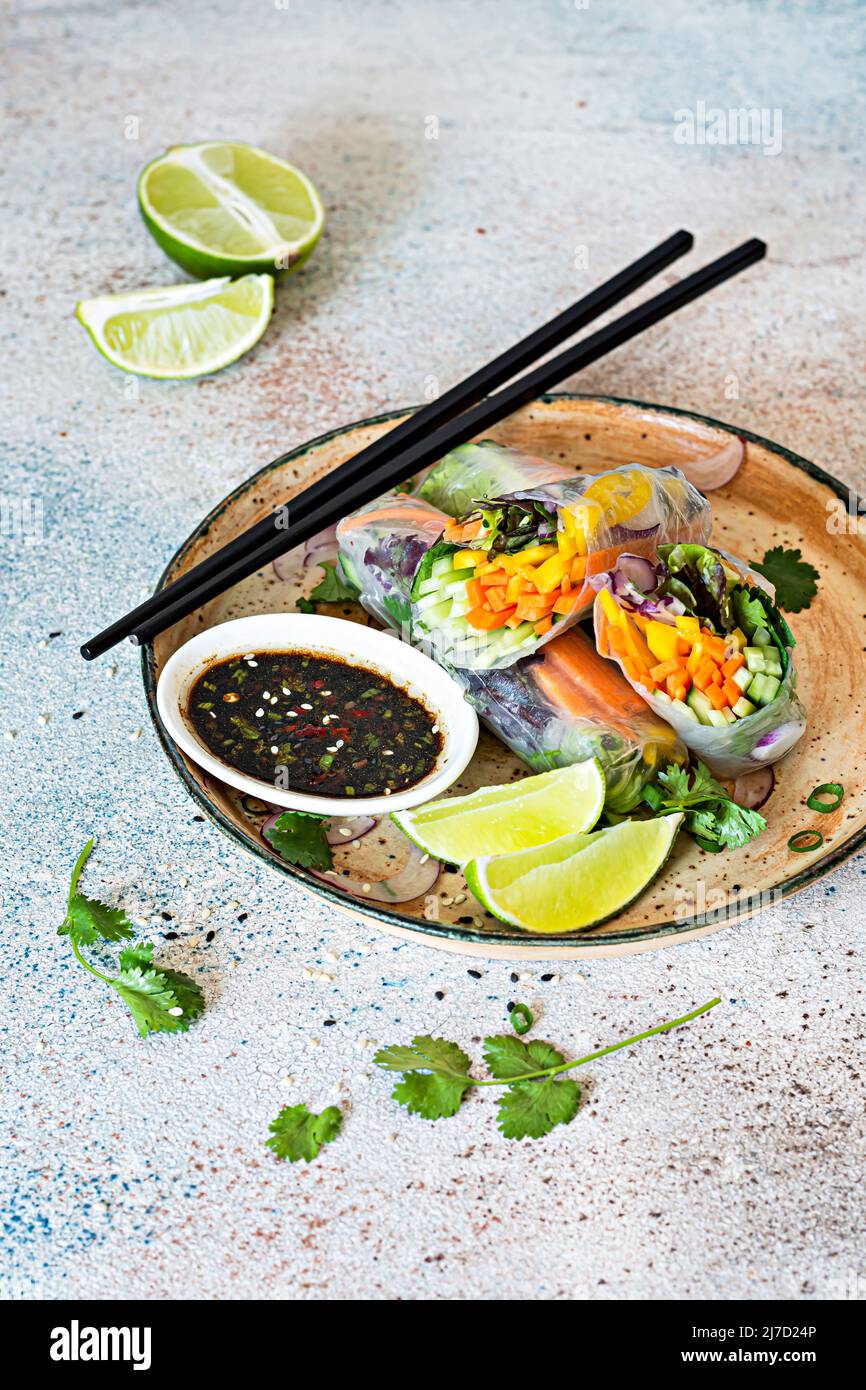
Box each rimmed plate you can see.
[142,395,866,958]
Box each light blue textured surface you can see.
[2,0,864,1300]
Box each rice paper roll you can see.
[417,441,573,517]
[336,493,686,813]
[411,464,711,671]
[593,543,807,778]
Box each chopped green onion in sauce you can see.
[187,650,443,798]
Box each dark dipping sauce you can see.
[187,650,444,798]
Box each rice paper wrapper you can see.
[413,464,712,672]
[336,492,686,813]
[417,441,573,517]
[593,549,808,779]
[336,493,446,633]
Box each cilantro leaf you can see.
[112,964,203,1038]
[482,1035,565,1079]
[118,940,155,972]
[266,1103,342,1162]
[264,811,333,871]
[59,893,134,946]
[296,596,317,614]
[373,1036,471,1079]
[391,1071,470,1119]
[654,760,766,852]
[310,562,356,604]
[496,1077,581,1140]
[752,546,818,613]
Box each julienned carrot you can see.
[467,604,516,630]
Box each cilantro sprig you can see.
[646,761,766,852]
[374,998,720,1140]
[752,546,818,613]
[57,839,204,1038]
[298,562,357,614]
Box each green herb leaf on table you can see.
[375,1036,474,1120]
[375,1000,722,1141]
[263,810,333,871]
[266,1103,342,1163]
[58,839,204,1040]
[60,894,134,946]
[112,964,203,1038]
[310,562,356,604]
[496,1077,581,1140]
[653,760,766,852]
[483,1034,565,1078]
[373,1035,472,1078]
[752,546,818,613]
[391,1071,471,1120]
[296,596,317,614]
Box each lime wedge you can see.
[465,812,683,933]
[138,141,325,278]
[391,759,605,862]
[75,274,274,379]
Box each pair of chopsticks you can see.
[81,231,766,660]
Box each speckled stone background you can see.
[2,0,864,1301]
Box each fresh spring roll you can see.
[336,493,687,813]
[417,441,573,517]
[593,543,807,778]
[410,463,712,672]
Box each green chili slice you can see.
[806,783,844,814]
[788,829,824,853]
[510,1003,533,1035]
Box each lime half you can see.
[76,274,274,379]
[391,759,605,863]
[465,812,683,934]
[138,141,325,278]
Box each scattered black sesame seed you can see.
[510,972,519,983]
[507,1000,515,1012]
[540,973,554,982]
[458,916,474,925]
[443,862,460,874]
[237,912,248,922]
[49,631,62,639]
[193,815,205,822]
[206,929,215,942]
[467,968,482,979]
[71,710,84,720]
[323,1018,336,1027]
[163,930,179,940]
[434,990,445,1000]
[160,911,174,921]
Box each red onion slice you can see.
[303,523,339,568]
[308,842,441,904]
[679,437,744,492]
[732,767,775,810]
[325,815,376,845]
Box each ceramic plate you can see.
[142,395,866,958]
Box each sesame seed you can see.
[130,727,142,740]
[263,691,270,699]
[434,990,445,1001]
[4,730,16,740]
[270,745,279,754]
[206,930,215,942]
[167,1006,184,1017]
[270,696,278,704]
[286,711,297,718]
[383,749,394,757]
[282,687,291,695]
[200,907,212,920]
[283,1074,295,1085]
[38,639,49,649]
[326,746,338,753]
[37,714,49,725]
[247,659,258,668]
[322,690,332,696]
[335,739,344,748]
[419,853,429,864]
[467,968,482,979]
[300,702,312,710]
[255,708,265,717]
[338,827,352,836]
[362,883,372,894]
[431,724,440,734]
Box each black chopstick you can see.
[80,230,694,660]
[127,238,766,650]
